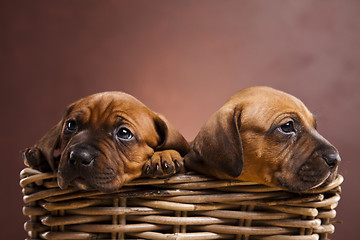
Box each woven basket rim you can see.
[20,167,343,240]
[20,167,343,193]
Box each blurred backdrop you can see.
[1,0,359,239]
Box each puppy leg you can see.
[142,150,184,178]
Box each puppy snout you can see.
[68,148,96,166]
[322,152,341,168]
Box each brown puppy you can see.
[24,92,189,192]
[185,86,340,192]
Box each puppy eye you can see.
[116,127,133,140]
[64,120,77,133]
[280,121,295,134]
[280,121,295,133]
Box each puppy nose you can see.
[68,149,95,166]
[322,152,341,168]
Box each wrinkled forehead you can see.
[230,87,316,129]
[64,92,155,127]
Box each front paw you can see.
[142,150,184,178]
[23,147,41,167]
[23,147,52,172]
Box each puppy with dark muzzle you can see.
[24,92,189,192]
[185,86,341,192]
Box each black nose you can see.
[68,149,95,166]
[322,152,341,168]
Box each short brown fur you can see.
[24,92,189,192]
[185,86,340,192]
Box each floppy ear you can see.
[153,114,189,156]
[23,121,62,172]
[185,106,243,178]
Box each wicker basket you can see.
[20,167,343,240]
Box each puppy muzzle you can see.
[58,144,101,190]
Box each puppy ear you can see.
[185,106,243,178]
[23,121,62,172]
[153,114,189,156]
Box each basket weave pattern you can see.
[20,168,342,240]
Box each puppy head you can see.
[185,86,341,192]
[25,92,188,192]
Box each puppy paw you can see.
[23,147,52,172]
[23,147,40,166]
[142,150,184,178]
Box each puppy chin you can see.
[57,175,71,190]
[57,173,91,190]
[275,171,331,192]
[71,178,94,191]
[58,176,119,192]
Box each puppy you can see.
[24,92,189,192]
[185,86,341,192]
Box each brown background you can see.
[1,0,359,239]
